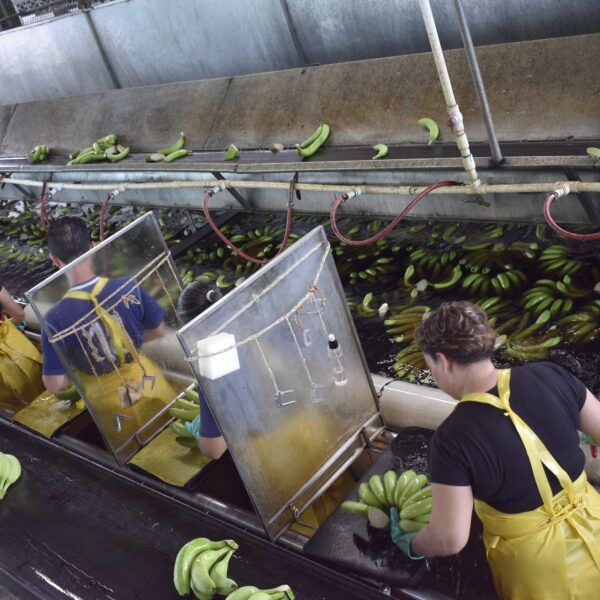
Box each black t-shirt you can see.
[430,362,587,513]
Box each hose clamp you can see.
[553,184,571,199]
[344,187,364,201]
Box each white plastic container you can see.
[196,332,240,380]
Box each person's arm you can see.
[411,483,473,557]
[43,374,69,394]
[199,436,227,461]
[144,321,167,341]
[579,389,600,444]
[0,287,25,324]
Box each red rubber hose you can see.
[330,181,460,246]
[99,192,112,241]
[544,192,600,241]
[39,175,53,231]
[203,189,294,265]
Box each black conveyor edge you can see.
[0,418,394,600]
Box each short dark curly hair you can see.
[414,301,496,365]
[47,216,91,263]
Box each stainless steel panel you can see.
[88,0,302,88]
[177,226,379,539]
[0,12,115,104]
[26,213,187,463]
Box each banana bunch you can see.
[556,301,600,346]
[146,132,191,163]
[392,342,427,381]
[28,144,50,163]
[68,133,130,165]
[539,245,582,277]
[521,275,591,318]
[476,297,514,320]
[173,537,239,598]
[169,388,201,449]
[296,122,330,158]
[341,469,432,533]
[384,305,430,343]
[403,250,462,298]
[462,266,526,298]
[0,452,21,499]
[441,223,466,246]
[502,309,561,361]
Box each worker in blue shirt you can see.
[41,216,175,443]
[177,281,227,460]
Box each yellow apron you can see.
[461,369,600,600]
[65,278,175,449]
[0,317,44,411]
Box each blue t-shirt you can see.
[198,388,222,438]
[42,276,164,376]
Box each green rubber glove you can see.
[185,415,201,440]
[390,507,424,560]
[579,431,597,446]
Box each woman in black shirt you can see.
[391,301,600,600]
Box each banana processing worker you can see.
[41,216,174,437]
[389,301,600,599]
[176,280,227,460]
[0,284,25,324]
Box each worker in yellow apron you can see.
[41,216,175,449]
[65,277,175,443]
[389,301,600,599]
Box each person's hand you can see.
[185,415,201,440]
[390,507,424,560]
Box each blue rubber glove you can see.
[185,415,201,440]
[390,507,424,560]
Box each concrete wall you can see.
[0,0,599,105]
[1,34,599,157]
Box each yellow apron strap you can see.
[462,369,576,514]
[65,277,129,365]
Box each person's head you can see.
[47,216,93,267]
[414,301,496,398]
[177,281,222,324]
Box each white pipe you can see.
[418,0,481,189]
[2,176,600,195]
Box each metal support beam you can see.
[562,167,600,225]
[211,171,252,210]
[82,7,122,90]
[452,0,503,166]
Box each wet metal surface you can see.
[0,419,390,600]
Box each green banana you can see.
[403,485,432,508]
[397,473,427,509]
[191,546,230,596]
[384,470,398,505]
[358,482,386,510]
[146,152,166,162]
[169,407,198,421]
[418,117,440,145]
[210,548,238,596]
[297,122,330,157]
[226,585,293,600]
[56,384,80,403]
[173,538,234,596]
[394,470,416,507]
[432,265,462,290]
[372,144,389,159]
[400,497,432,520]
[224,144,239,160]
[341,501,370,517]
[170,420,193,438]
[165,149,191,163]
[368,475,388,507]
[0,454,21,499]
[400,519,427,532]
[96,134,118,148]
[158,132,185,156]
[175,397,199,411]
[107,146,130,162]
[184,388,200,403]
[586,147,600,158]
